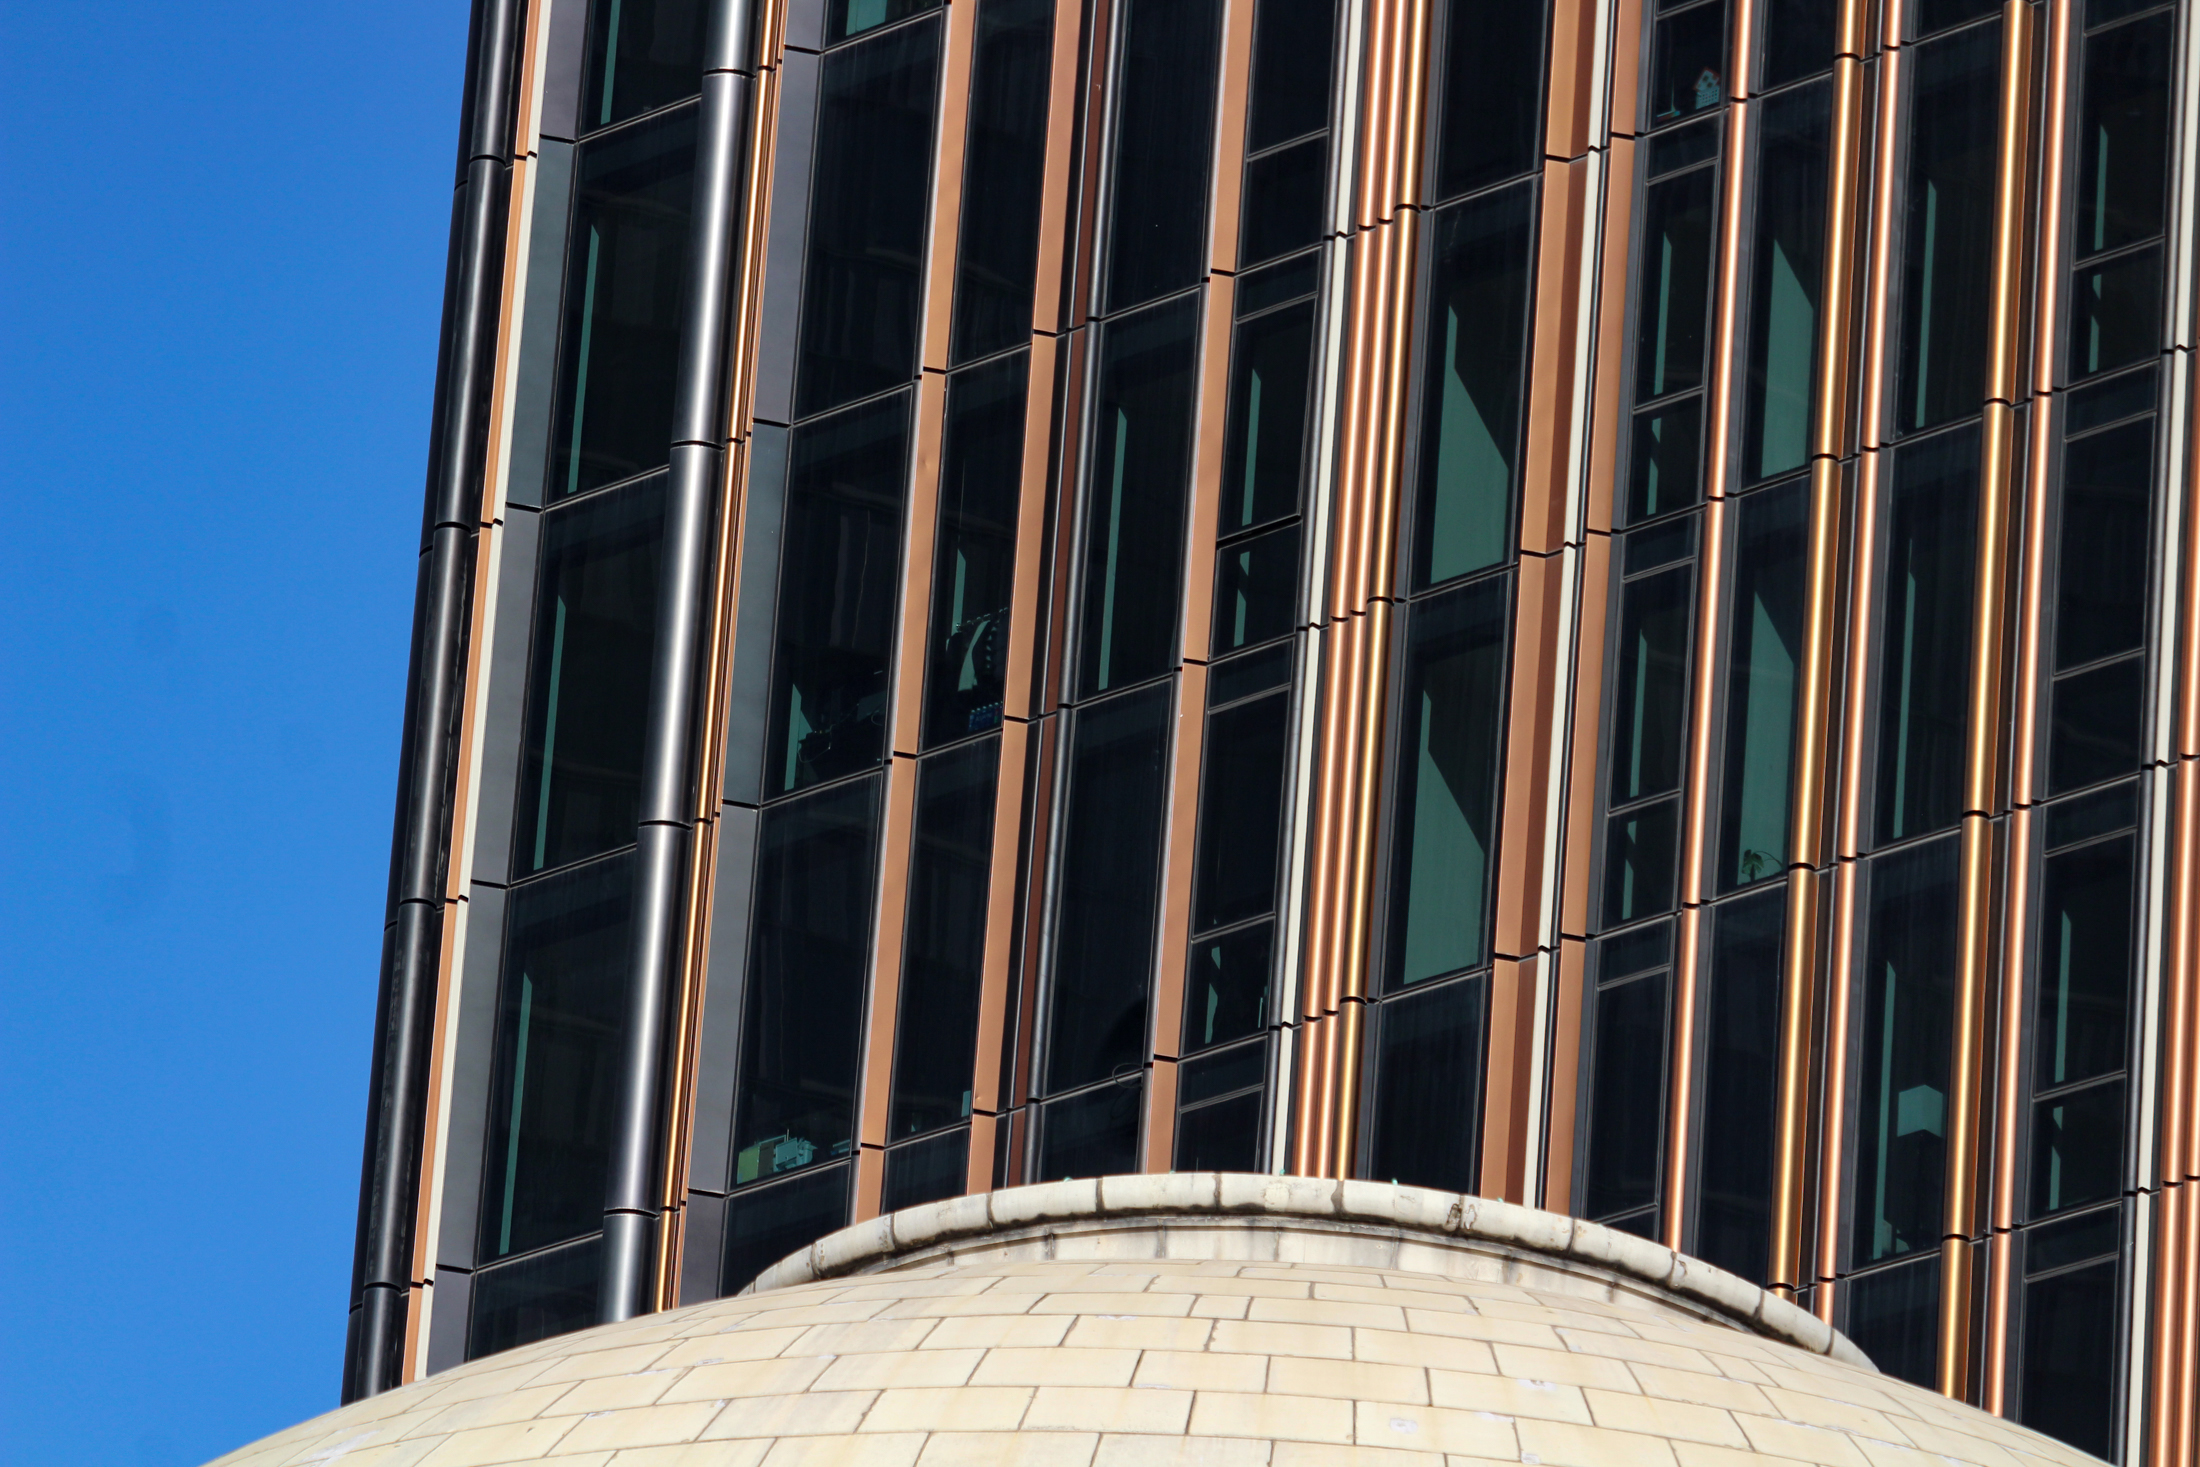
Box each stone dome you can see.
[208,1175,2105,1467]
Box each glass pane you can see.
[516,475,665,875]
[2066,362,2155,433]
[1184,923,1272,1052]
[1873,425,1978,844]
[1078,296,1200,695]
[1193,691,1291,932]
[1912,0,1998,33]
[882,1127,970,1211]
[1036,1080,1144,1178]
[1413,182,1536,587]
[2055,415,2151,669]
[923,354,1027,747]
[1210,640,1293,704]
[1649,0,1730,125]
[1431,0,1549,197]
[1582,970,1668,1220]
[1716,481,1807,891]
[1247,0,1336,151]
[1220,300,1315,536]
[479,857,632,1261]
[888,738,1000,1139]
[1740,82,1830,483]
[2050,656,2144,793]
[1850,837,1959,1266]
[721,1164,850,1293]
[950,0,1054,363]
[733,779,882,1185]
[1894,20,2001,434]
[1047,684,1172,1092]
[1176,1089,1264,1172]
[1627,397,1705,522]
[795,19,942,418]
[1608,562,1694,805]
[1211,524,1301,655]
[1238,252,1320,315]
[2032,834,2135,1093]
[1240,137,1327,266]
[2017,1256,2119,1457]
[1384,577,1510,988]
[2069,245,2162,379]
[766,394,911,796]
[828,0,942,44]
[583,0,705,130]
[1694,887,1786,1284]
[2073,9,2171,259]
[549,111,698,500]
[1181,1038,1265,1104]
[2029,1204,2120,1271]
[466,1236,601,1360]
[1757,0,1837,88]
[1845,1253,1941,1388]
[1366,975,1486,1191]
[1604,797,1681,926]
[2031,1079,2125,1217]
[1633,165,1718,401]
[1102,0,1224,313]
[2045,780,2138,849]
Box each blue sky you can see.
[0,3,471,1461]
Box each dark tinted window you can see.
[1185,924,1271,1053]
[517,476,665,875]
[1740,81,1829,484]
[1607,565,1694,802]
[951,0,1054,362]
[1047,684,1173,1092]
[923,354,1027,747]
[796,20,943,417]
[2073,10,2170,260]
[1220,300,1315,537]
[828,0,943,44]
[479,857,633,1262]
[2049,414,2150,793]
[1365,975,1485,1191]
[1247,0,1335,151]
[1715,480,1807,891]
[1758,0,1838,88]
[1581,965,1668,1224]
[1694,887,1785,1284]
[1850,837,1959,1266]
[1626,144,1717,521]
[1078,296,1200,695]
[765,394,911,796]
[1241,139,1327,267]
[889,738,1000,1139]
[1036,1080,1144,1177]
[1412,182,1536,587]
[583,0,706,131]
[733,779,882,1186]
[882,1127,970,1210]
[1895,20,2000,434]
[2029,833,2134,1217]
[722,1164,850,1293]
[1193,692,1290,933]
[1874,426,1978,844]
[1176,1042,1267,1172]
[467,1236,601,1360]
[549,111,698,499]
[1212,525,1301,655]
[1102,0,1224,313]
[2018,1255,2119,1456]
[1385,577,1509,988]
[1648,0,1730,125]
[1846,1253,1941,1388]
[1431,0,1549,197]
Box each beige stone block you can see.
[1092,1434,1271,1467]
[757,1434,926,1467]
[1731,1414,1874,1466]
[417,1430,583,1467]
[660,1355,834,1403]
[733,1302,892,1329]
[555,1401,725,1454]
[923,1315,1074,1350]
[1310,1283,1474,1315]
[1582,1390,1749,1448]
[1482,1345,1634,1393]
[916,1431,1101,1467]
[814,1348,985,1390]
[654,1329,812,1369]
[404,1383,577,1436]
[1672,1442,1847,1467]
[792,1320,944,1356]
[553,1371,684,1414]
[1425,1371,1590,1424]
[1352,1330,1495,1375]
[1022,1385,1195,1434]
[1208,1320,1352,1360]
[1248,1298,1406,1331]
[1755,1387,1913,1443]
[987,1273,1165,1295]
[1351,1403,1515,1459]
[1062,1315,1216,1352]
[876,1295,1041,1320]
[1401,1310,1563,1350]
[860,1387,1034,1433]
[1551,1330,1715,1375]
[1270,1443,1444,1467]
[829,1276,996,1303]
[1188,1390,1355,1444]
[1514,1418,1681,1467]
[1031,1293,1198,1317]
[1190,1295,1256,1319]
[1182,1275,1315,1299]
[1620,1365,1772,1416]
[1266,1356,1427,1406]
[1131,1350,1269,1392]
[698,1391,878,1439]
[603,1444,770,1467]
[973,1346,1139,1387]
[1892,1419,2027,1467]
[1851,1441,1947,1467]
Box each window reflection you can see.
[1715,480,1806,891]
[2049,395,2151,793]
[582,0,705,132]
[1625,129,1717,521]
[1648,0,1730,124]
[950,0,1053,362]
[1894,20,2000,435]
[1365,977,1485,1191]
[1694,887,1785,1284]
[1431,0,1550,198]
[923,355,1026,748]
[1873,426,1978,844]
[1581,931,1670,1229]
[1740,82,1829,484]
[1101,0,1224,313]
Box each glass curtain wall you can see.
[467,0,703,1356]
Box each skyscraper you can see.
[345,0,2200,1458]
